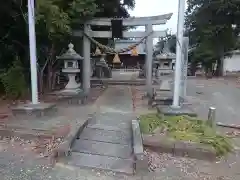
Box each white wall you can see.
[223,53,240,74]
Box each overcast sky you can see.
[129,0,184,34]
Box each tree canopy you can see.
[185,0,240,75]
[154,34,176,57]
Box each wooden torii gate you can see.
[73,13,173,96]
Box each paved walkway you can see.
[64,86,135,174]
[186,78,240,125]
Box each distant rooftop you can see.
[114,39,146,55]
[155,41,176,60]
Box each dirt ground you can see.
[1,78,240,179]
[0,87,105,179]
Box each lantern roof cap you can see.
[57,43,83,60]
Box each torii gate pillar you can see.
[145,24,153,97]
[83,24,91,94]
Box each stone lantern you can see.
[154,41,176,76]
[95,54,112,78]
[57,43,83,94]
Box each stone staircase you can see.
[66,112,135,174]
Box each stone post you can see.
[207,107,216,128]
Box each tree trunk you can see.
[46,44,55,91]
[47,63,53,91]
[51,72,57,90]
[215,58,223,76]
[38,71,44,94]
[189,62,197,76]
[204,66,213,79]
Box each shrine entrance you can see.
[73,13,173,97]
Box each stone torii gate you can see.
[73,13,173,96]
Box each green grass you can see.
[139,113,233,156]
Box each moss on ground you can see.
[139,113,233,156]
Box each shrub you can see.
[0,57,27,99]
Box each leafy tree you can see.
[185,0,240,76]
[154,34,176,56]
[0,0,135,95]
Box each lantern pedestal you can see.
[66,74,79,89]
[62,69,81,91]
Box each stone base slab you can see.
[50,90,88,105]
[11,102,57,119]
[143,134,216,161]
[157,105,197,117]
[58,88,82,94]
[149,92,173,107]
[91,79,146,86]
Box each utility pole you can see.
[28,0,39,104]
[172,0,185,108]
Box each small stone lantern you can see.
[95,54,111,78]
[57,43,83,93]
[96,54,108,67]
[155,42,176,76]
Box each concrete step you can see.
[67,152,134,174]
[153,96,173,101]
[89,119,131,130]
[79,128,131,145]
[154,91,173,97]
[72,139,132,159]
[87,123,130,135]
[89,113,132,129]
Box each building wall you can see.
[106,54,145,68]
[114,40,146,55]
[223,53,240,75]
[105,39,146,68]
